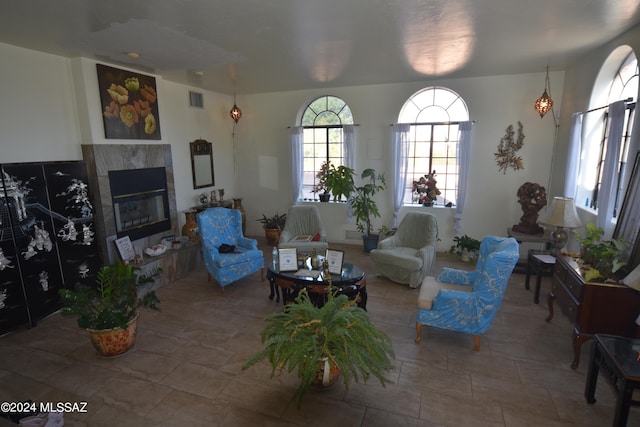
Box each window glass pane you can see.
[299,95,353,201]
[398,87,469,206]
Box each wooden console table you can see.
[546,255,640,369]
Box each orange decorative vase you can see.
[86,314,138,357]
[265,228,281,246]
[182,210,199,242]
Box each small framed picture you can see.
[114,236,135,262]
[278,248,298,272]
[325,249,344,275]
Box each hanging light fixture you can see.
[230,92,242,123]
[534,66,554,118]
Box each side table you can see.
[585,334,640,426]
[507,227,552,273]
[525,249,556,304]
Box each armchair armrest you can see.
[437,267,474,286]
[432,289,477,310]
[377,235,400,250]
[238,236,258,249]
[280,229,293,243]
[202,245,220,261]
[416,244,436,272]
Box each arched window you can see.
[398,87,469,206]
[576,49,637,217]
[299,95,354,201]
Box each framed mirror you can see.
[190,139,215,189]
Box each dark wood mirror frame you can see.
[190,139,215,189]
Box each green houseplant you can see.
[574,223,628,281]
[242,288,394,407]
[59,260,160,356]
[449,234,481,262]
[351,168,386,252]
[257,212,287,245]
[324,163,355,202]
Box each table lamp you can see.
[538,197,582,249]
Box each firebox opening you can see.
[108,167,171,242]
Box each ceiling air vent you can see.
[189,91,203,108]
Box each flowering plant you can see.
[97,64,161,140]
[413,171,441,205]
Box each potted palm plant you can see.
[351,168,386,253]
[257,212,287,245]
[242,288,394,407]
[59,261,160,356]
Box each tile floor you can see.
[0,238,636,426]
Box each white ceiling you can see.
[2,0,640,94]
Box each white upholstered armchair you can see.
[278,205,328,254]
[369,212,438,288]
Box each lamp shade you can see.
[538,197,582,228]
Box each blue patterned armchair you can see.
[197,208,264,291]
[415,236,519,351]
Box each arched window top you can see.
[301,95,354,126]
[607,51,638,104]
[398,86,469,123]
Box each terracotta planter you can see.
[265,228,281,246]
[313,358,341,390]
[86,314,138,357]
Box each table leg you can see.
[546,291,555,322]
[613,382,633,427]
[525,256,533,290]
[572,332,590,370]
[534,269,543,304]
[584,342,599,404]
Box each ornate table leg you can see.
[546,290,555,322]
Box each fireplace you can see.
[82,144,179,264]
[108,167,171,242]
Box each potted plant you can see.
[241,288,394,407]
[324,163,355,202]
[312,161,331,202]
[351,168,386,253]
[59,261,160,357]
[574,223,628,281]
[449,234,481,262]
[412,170,441,206]
[257,212,287,245]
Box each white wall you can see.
[0,44,237,236]
[237,73,562,250]
[0,43,82,161]
[8,21,640,252]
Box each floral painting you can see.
[96,64,161,140]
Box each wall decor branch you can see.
[495,121,525,174]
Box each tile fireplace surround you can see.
[81,144,179,264]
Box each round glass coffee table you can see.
[267,258,367,309]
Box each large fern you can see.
[242,288,394,407]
